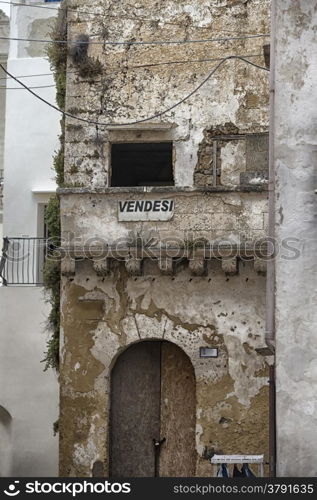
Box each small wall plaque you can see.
[200,347,218,358]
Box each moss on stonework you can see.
[42,3,67,373]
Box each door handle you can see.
[153,438,166,477]
[153,437,166,448]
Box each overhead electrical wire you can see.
[0,56,269,126]
[0,1,270,33]
[0,32,270,46]
[0,84,55,90]
[0,52,264,84]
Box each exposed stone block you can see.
[246,135,269,172]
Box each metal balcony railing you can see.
[0,237,48,286]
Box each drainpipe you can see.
[267,0,277,477]
[266,0,276,355]
[256,0,277,477]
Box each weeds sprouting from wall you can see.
[69,34,103,79]
[53,419,59,436]
[42,3,67,372]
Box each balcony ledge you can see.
[57,184,268,195]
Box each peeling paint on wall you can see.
[59,258,271,476]
[59,0,271,477]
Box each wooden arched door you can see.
[110,341,196,477]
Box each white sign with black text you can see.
[118,199,175,221]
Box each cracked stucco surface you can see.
[274,0,317,477]
[60,259,271,476]
[64,0,270,189]
[60,0,271,477]
[60,190,268,246]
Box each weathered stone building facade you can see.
[58,0,272,477]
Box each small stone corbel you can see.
[93,258,110,276]
[61,256,76,277]
[189,257,207,276]
[221,257,238,275]
[158,257,174,275]
[125,258,142,276]
[254,257,267,275]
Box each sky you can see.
[0,2,10,17]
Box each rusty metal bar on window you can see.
[212,140,217,187]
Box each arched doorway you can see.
[110,341,196,477]
[0,406,12,477]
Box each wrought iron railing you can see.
[0,237,48,286]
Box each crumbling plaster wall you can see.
[60,190,268,245]
[59,189,271,477]
[274,0,317,477]
[64,0,270,188]
[59,0,272,477]
[59,259,270,476]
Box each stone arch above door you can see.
[97,311,227,383]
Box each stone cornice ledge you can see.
[57,185,268,195]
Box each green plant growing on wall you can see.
[42,3,67,372]
[69,33,103,79]
[42,196,61,372]
[53,419,59,436]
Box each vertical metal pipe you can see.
[32,238,35,284]
[266,0,276,353]
[267,0,277,478]
[15,240,18,285]
[269,364,276,477]
[27,238,30,284]
[22,238,25,284]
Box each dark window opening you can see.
[110,142,174,187]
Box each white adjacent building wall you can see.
[0,2,60,476]
[274,0,317,476]
[0,7,9,242]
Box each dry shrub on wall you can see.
[42,4,68,372]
